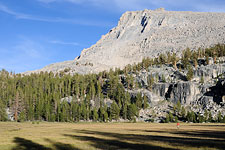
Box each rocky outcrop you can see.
[127,88,163,104]
[134,62,225,106]
[193,63,225,82]
[24,9,225,75]
[166,82,200,104]
[191,95,225,119]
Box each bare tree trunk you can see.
[14,91,19,122]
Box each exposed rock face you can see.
[136,62,225,104]
[193,63,225,82]
[135,62,225,122]
[166,82,200,104]
[24,9,225,75]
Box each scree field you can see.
[0,122,224,150]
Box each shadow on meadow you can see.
[12,127,225,150]
[64,129,225,150]
[140,129,225,140]
[64,133,176,150]
[12,137,80,150]
[12,137,51,150]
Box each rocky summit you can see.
[25,8,225,74]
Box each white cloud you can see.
[112,0,225,12]
[37,0,225,12]
[0,3,31,19]
[38,0,103,4]
[49,40,79,46]
[0,3,113,26]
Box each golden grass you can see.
[0,122,225,150]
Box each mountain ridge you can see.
[24,8,225,75]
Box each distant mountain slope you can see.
[24,8,225,75]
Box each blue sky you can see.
[0,0,224,73]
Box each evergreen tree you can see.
[18,110,26,122]
[208,112,213,122]
[176,101,181,114]
[135,93,142,109]
[166,52,171,64]
[181,106,186,118]
[127,104,137,121]
[171,53,177,70]
[110,101,120,120]
[142,95,148,109]
[204,110,208,122]
[169,112,174,122]
[186,65,194,81]
[92,108,98,122]
[0,99,7,121]
[147,74,155,91]
[191,111,196,123]
[165,114,169,123]
[174,116,178,123]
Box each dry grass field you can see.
[0,122,225,150]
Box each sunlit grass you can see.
[0,122,224,150]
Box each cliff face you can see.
[25,8,225,74]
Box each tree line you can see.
[0,43,225,122]
[165,101,225,123]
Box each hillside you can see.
[1,44,225,123]
[24,8,225,75]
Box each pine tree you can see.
[166,52,171,64]
[92,108,98,122]
[142,95,148,109]
[18,110,26,122]
[165,114,169,123]
[147,74,155,91]
[181,106,186,118]
[158,53,167,65]
[0,99,7,121]
[191,111,196,123]
[186,111,191,122]
[171,53,177,70]
[204,110,208,122]
[136,93,142,109]
[174,116,178,123]
[127,104,137,121]
[182,48,192,69]
[208,112,213,122]
[186,65,194,81]
[13,91,21,122]
[176,101,181,114]
[122,103,128,120]
[103,111,108,122]
[169,112,173,122]
[110,101,120,120]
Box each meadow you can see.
[0,122,224,150]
